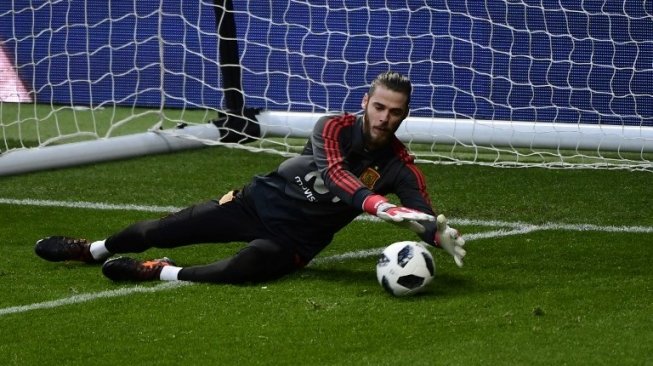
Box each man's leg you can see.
[35,193,259,264]
[105,198,256,254]
[176,238,303,284]
[103,238,303,284]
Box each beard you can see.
[362,110,394,151]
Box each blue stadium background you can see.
[1,1,651,126]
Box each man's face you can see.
[361,85,409,150]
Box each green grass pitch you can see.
[0,147,651,365]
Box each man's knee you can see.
[216,240,298,283]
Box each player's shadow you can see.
[296,267,374,284]
[293,267,481,298]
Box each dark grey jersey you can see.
[246,113,437,261]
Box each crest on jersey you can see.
[359,167,380,189]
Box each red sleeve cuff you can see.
[362,194,388,215]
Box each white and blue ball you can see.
[376,241,435,296]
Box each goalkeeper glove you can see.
[363,194,435,233]
[435,214,466,268]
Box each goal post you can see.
[1,1,652,176]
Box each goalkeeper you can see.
[34,71,466,284]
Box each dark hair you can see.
[368,71,412,106]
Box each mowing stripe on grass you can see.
[0,227,530,317]
[1,197,651,317]
[0,224,647,317]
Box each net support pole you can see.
[214,0,243,113]
[211,0,261,143]
[0,124,221,176]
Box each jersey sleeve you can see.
[311,114,373,209]
[391,141,439,245]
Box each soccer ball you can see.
[376,241,435,296]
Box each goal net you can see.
[1,1,652,175]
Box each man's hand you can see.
[363,195,435,232]
[435,214,466,267]
[376,203,434,223]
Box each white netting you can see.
[0,1,652,175]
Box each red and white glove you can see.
[363,194,435,233]
[435,214,466,267]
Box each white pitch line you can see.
[312,226,538,265]
[0,197,181,213]
[0,281,191,317]
[539,222,653,233]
